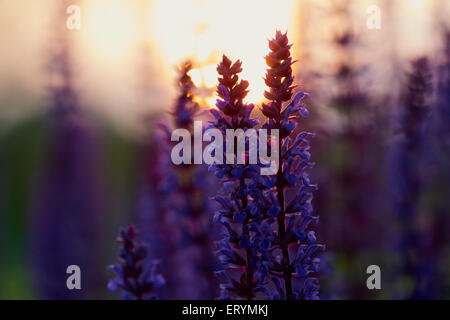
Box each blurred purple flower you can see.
[435,32,450,173]
[108,225,165,300]
[391,57,434,299]
[138,62,218,299]
[30,22,104,299]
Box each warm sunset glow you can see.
[81,0,139,61]
[397,0,437,57]
[0,0,442,130]
[150,0,296,104]
[189,64,218,88]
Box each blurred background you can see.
[1,0,450,299]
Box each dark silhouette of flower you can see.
[209,32,322,300]
[209,55,266,300]
[255,31,323,299]
[172,62,200,129]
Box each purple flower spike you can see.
[139,61,218,299]
[209,55,266,300]
[108,225,165,300]
[208,33,323,300]
[254,31,323,300]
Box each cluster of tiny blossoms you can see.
[257,31,323,299]
[209,31,323,300]
[209,55,267,299]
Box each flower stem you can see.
[242,193,255,300]
[276,171,292,299]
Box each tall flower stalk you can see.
[210,31,322,300]
[258,31,323,299]
[209,55,264,299]
[141,62,217,299]
[30,7,103,299]
[391,57,433,299]
[430,31,450,297]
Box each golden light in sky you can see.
[1,0,442,131]
[150,0,296,104]
[82,0,139,61]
